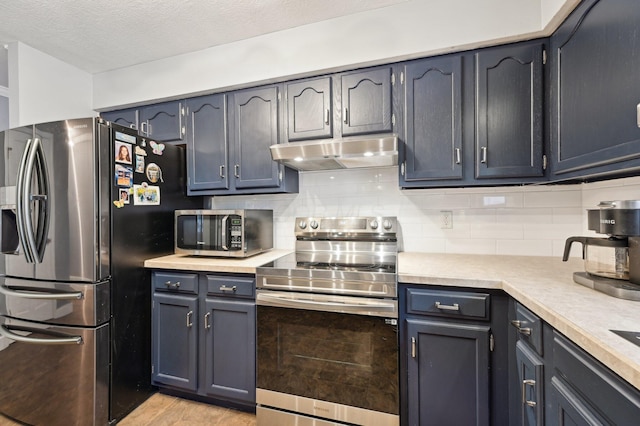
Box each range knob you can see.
[310,220,319,229]
[370,220,379,230]
[382,220,393,230]
[298,220,307,230]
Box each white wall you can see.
[93,0,577,110]
[206,168,640,258]
[8,42,94,127]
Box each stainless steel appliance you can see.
[174,209,273,257]
[255,216,399,426]
[0,117,200,425]
[563,200,640,300]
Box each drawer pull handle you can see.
[435,301,459,311]
[219,285,237,293]
[411,337,416,358]
[186,310,193,328]
[165,281,181,289]
[511,320,532,336]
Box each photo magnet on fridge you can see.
[115,164,133,187]
[115,141,133,165]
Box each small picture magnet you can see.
[114,164,133,187]
[135,155,145,173]
[150,141,165,156]
[133,183,160,206]
[114,131,137,145]
[118,188,130,204]
[146,163,163,183]
[115,141,133,164]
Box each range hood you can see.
[270,134,398,171]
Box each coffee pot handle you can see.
[563,236,588,261]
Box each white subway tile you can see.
[496,240,553,256]
[445,239,496,255]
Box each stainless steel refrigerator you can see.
[0,117,200,425]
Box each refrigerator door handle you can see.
[16,138,35,263]
[0,285,83,300]
[0,324,83,345]
[32,138,51,262]
[21,138,50,264]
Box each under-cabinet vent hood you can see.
[270,134,398,171]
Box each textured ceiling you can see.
[0,0,407,74]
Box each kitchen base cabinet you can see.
[151,271,256,409]
[406,319,490,426]
[400,284,510,426]
[508,300,640,425]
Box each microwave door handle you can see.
[15,138,35,263]
[221,215,229,250]
[0,324,82,345]
[32,138,50,262]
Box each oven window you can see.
[257,305,399,415]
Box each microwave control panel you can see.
[230,216,242,249]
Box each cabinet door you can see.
[230,85,281,189]
[151,293,198,391]
[186,94,229,191]
[286,77,332,141]
[551,0,640,176]
[203,298,256,403]
[516,341,544,426]
[407,318,490,426]
[340,67,393,136]
[101,108,139,130]
[475,42,544,179]
[140,100,185,142]
[403,56,463,182]
[550,377,608,425]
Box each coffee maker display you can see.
[563,200,640,301]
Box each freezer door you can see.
[0,317,109,426]
[0,276,110,327]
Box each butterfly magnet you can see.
[150,141,165,155]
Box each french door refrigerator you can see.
[0,117,200,425]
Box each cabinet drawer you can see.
[152,272,198,294]
[406,288,490,320]
[206,275,255,299]
[512,302,543,356]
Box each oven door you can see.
[256,290,399,426]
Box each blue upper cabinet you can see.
[402,55,463,183]
[185,94,229,191]
[102,101,185,144]
[475,42,544,179]
[230,85,282,190]
[286,77,332,141]
[340,67,394,137]
[550,0,640,179]
[102,107,139,130]
[139,100,185,143]
[401,40,546,188]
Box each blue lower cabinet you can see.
[151,292,198,392]
[151,271,256,407]
[203,298,256,402]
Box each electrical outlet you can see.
[440,211,453,229]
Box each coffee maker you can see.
[563,200,640,300]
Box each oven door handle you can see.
[0,324,83,345]
[257,291,397,316]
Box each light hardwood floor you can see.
[0,393,257,425]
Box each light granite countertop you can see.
[143,249,291,274]
[398,252,640,391]
[144,249,640,391]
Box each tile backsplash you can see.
[207,168,640,258]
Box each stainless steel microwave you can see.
[175,209,273,257]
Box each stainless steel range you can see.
[255,216,399,426]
